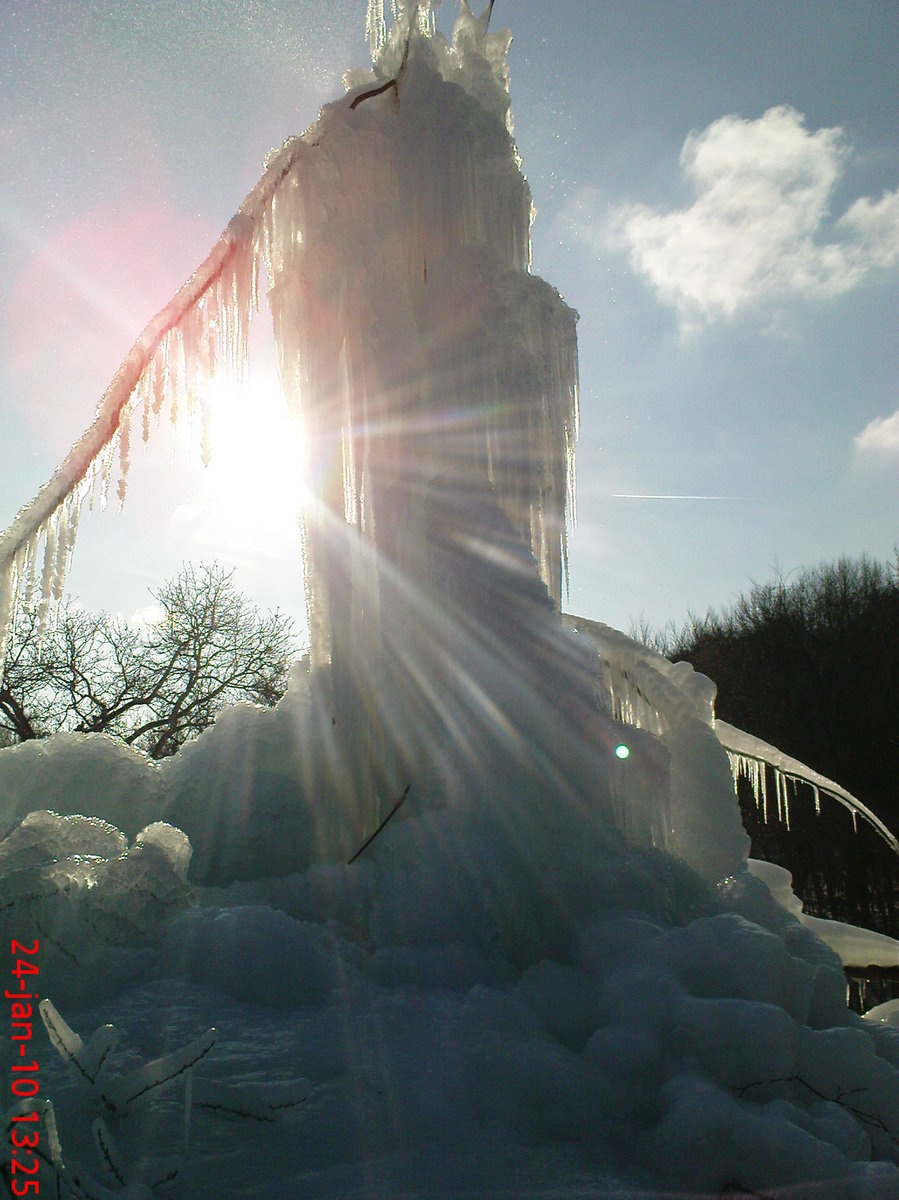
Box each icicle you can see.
[58,491,82,595]
[151,350,166,419]
[752,760,762,815]
[141,375,151,446]
[10,546,25,614]
[727,752,741,796]
[200,395,213,468]
[180,304,200,420]
[169,328,183,433]
[0,559,14,675]
[100,439,116,511]
[36,518,58,636]
[51,504,70,604]
[728,752,738,781]
[813,784,820,815]
[117,408,131,506]
[366,0,386,59]
[416,2,434,37]
[22,536,37,608]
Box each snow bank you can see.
[750,858,899,969]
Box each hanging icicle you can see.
[366,0,386,58]
[117,409,131,507]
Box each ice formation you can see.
[0,0,707,872]
[0,0,843,883]
[1,4,899,1197]
[720,719,899,850]
[563,616,899,858]
[749,859,899,970]
[0,810,191,960]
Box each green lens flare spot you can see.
[615,743,630,760]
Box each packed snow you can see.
[1,4,898,1198]
[750,859,899,972]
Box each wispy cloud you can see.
[854,410,899,459]
[599,106,899,326]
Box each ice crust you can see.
[0,809,191,1005]
[750,858,899,970]
[0,5,898,1196]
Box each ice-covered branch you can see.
[0,136,303,676]
[719,719,899,855]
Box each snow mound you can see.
[0,732,162,838]
[0,809,191,1003]
[6,783,897,1198]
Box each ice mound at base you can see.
[0,638,896,1193]
[171,848,899,1197]
[0,809,191,1003]
[3,738,899,1196]
[0,732,163,837]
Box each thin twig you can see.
[736,1074,898,1148]
[348,785,410,864]
[349,78,398,110]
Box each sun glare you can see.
[205,372,305,505]
[170,365,308,563]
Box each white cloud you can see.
[605,106,899,325]
[854,410,899,459]
[129,603,165,629]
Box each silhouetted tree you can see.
[0,563,297,759]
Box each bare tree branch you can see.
[0,562,298,759]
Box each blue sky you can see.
[1,1,896,640]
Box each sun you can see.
[203,371,306,509]
[170,361,309,567]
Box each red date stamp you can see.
[7,938,40,1196]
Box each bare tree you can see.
[0,563,297,759]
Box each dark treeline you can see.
[641,554,899,956]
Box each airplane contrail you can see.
[611,493,736,501]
